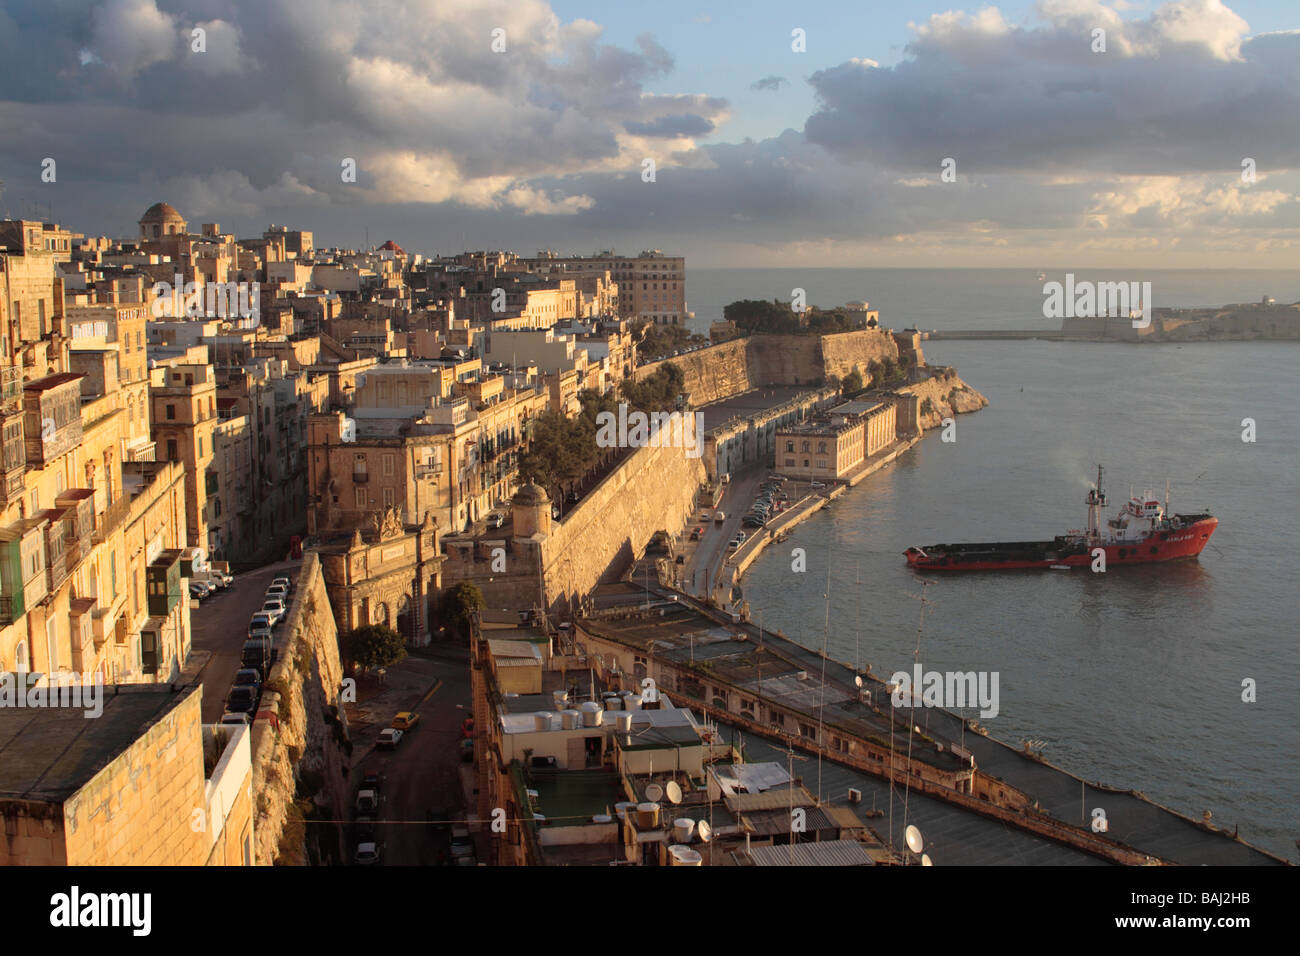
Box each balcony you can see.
[147,549,182,617]
[352,471,369,484]
[23,372,85,466]
[0,365,21,412]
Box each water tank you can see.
[615,713,633,734]
[614,801,636,820]
[580,701,603,727]
[592,814,612,824]
[552,690,569,708]
[669,845,702,866]
[636,802,660,829]
[604,694,622,711]
[533,712,552,731]
[624,693,643,711]
[561,709,581,730]
[672,818,696,844]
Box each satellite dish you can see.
[665,781,682,805]
[644,783,664,803]
[921,853,933,867]
[905,825,924,854]
[696,820,712,843]
[854,675,863,688]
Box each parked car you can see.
[226,685,258,715]
[377,728,403,749]
[699,512,710,522]
[675,554,685,564]
[261,598,286,626]
[241,637,274,675]
[391,711,420,731]
[272,576,293,594]
[233,668,262,693]
[487,513,505,529]
[249,612,273,633]
[461,717,475,738]
[450,824,474,859]
[354,789,380,816]
[742,515,765,528]
[459,738,475,762]
[355,842,381,865]
[265,583,288,601]
[188,581,211,602]
[361,771,383,792]
[714,511,726,524]
[689,527,703,541]
[811,481,827,489]
[219,711,251,727]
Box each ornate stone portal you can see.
[316,510,446,647]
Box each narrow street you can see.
[188,558,303,722]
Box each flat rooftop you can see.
[699,386,818,431]
[0,683,197,803]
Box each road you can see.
[344,644,473,866]
[188,558,303,722]
[681,468,767,603]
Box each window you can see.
[785,441,794,453]
[383,487,394,508]
[167,439,178,460]
[354,487,366,508]
[383,453,394,476]
[166,404,176,420]
[110,553,117,596]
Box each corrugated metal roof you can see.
[725,785,816,813]
[744,839,876,867]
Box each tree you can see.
[440,580,485,641]
[842,367,864,394]
[341,624,406,671]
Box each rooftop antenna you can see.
[899,578,936,852]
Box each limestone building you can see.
[0,684,254,866]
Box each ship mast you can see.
[1085,465,1106,542]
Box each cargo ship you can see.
[905,466,1217,571]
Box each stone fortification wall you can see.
[248,552,350,865]
[541,441,706,612]
[634,338,754,405]
[635,330,906,407]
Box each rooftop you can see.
[0,684,197,803]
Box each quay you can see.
[574,582,1288,866]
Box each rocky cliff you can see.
[900,367,990,431]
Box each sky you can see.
[1,0,1299,267]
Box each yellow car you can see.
[391,711,420,731]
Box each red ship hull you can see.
[905,516,1218,571]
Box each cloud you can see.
[1,0,1299,267]
[807,0,1294,176]
[750,75,788,92]
[0,0,727,219]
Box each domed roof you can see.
[139,202,185,224]
[379,239,404,253]
[512,482,550,506]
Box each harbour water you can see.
[689,269,1300,859]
